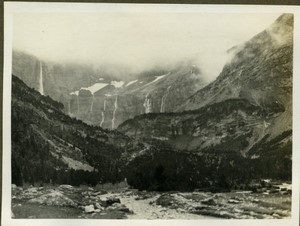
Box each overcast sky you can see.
[13,12,280,79]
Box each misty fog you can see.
[13,12,280,81]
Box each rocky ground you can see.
[11,181,291,219]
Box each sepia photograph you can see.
[2,2,300,225]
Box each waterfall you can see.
[39,61,44,95]
[111,95,118,129]
[143,92,152,113]
[77,96,80,117]
[100,99,106,127]
[100,112,105,127]
[90,95,95,112]
[89,95,95,120]
[103,99,106,111]
[160,86,171,113]
[68,101,71,115]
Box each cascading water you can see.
[39,61,44,95]
[68,101,71,115]
[100,99,106,127]
[90,95,95,112]
[160,86,171,113]
[111,95,118,129]
[89,95,95,120]
[77,96,80,117]
[100,112,105,127]
[143,92,152,113]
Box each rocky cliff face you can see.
[12,52,206,129]
[70,65,206,129]
[178,14,293,139]
[118,14,293,164]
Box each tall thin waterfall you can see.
[89,95,95,120]
[68,101,71,115]
[100,99,106,127]
[39,61,44,95]
[111,95,118,129]
[160,86,171,113]
[100,112,105,127]
[77,96,80,117]
[90,95,95,112]
[143,92,152,113]
[103,99,106,111]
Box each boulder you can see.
[201,198,216,206]
[59,185,74,190]
[94,203,104,210]
[228,199,240,204]
[107,203,132,213]
[84,204,95,213]
[26,187,38,193]
[100,197,121,207]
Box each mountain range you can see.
[11,13,293,191]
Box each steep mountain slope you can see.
[179,13,293,139]
[11,75,140,186]
[118,14,292,180]
[12,75,257,192]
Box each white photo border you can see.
[2,2,300,226]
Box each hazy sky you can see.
[13,12,280,79]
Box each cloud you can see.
[13,12,281,79]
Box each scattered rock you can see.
[92,191,106,196]
[94,203,104,210]
[269,189,279,194]
[201,198,216,205]
[177,208,186,213]
[252,199,259,203]
[26,187,38,193]
[12,184,17,190]
[228,199,240,204]
[59,184,73,190]
[84,204,95,213]
[135,193,152,200]
[272,213,280,218]
[28,191,77,207]
[107,203,132,213]
[195,206,206,211]
[105,197,121,206]
[156,194,174,207]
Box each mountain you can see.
[179,14,293,139]
[71,64,207,129]
[117,14,293,182]
[11,74,253,192]
[11,14,293,192]
[12,52,207,129]
[11,74,142,186]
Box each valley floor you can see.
[11,183,291,219]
